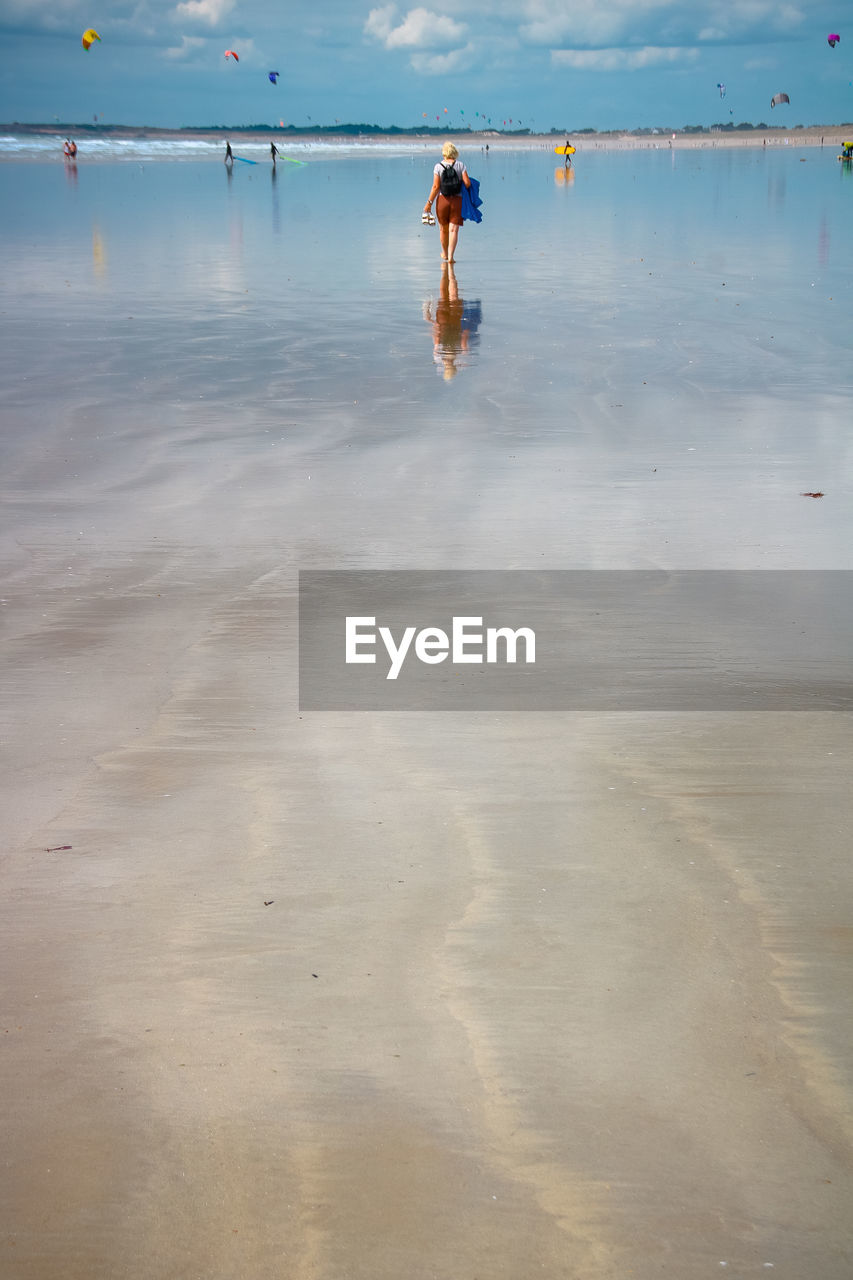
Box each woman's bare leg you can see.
[439,223,450,260]
[447,223,460,262]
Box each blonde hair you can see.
[441,141,458,160]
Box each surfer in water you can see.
[224,141,233,165]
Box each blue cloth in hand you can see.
[461,176,483,224]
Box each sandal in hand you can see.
[422,211,436,225]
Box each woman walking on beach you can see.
[424,142,471,264]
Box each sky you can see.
[0,0,851,131]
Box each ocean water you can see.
[2,140,852,569]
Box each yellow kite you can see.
[82,29,101,51]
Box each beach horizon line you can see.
[5,121,853,151]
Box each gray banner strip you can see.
[298,571,853,711]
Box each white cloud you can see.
[690,1,802,39]
[519,2,630,46]
[162,34,207,58]
[174,0,234,26]
[519,0,806,48]
[410,43,471,73]
[364,5,395,41]
[552,45,699,71]
[364,5,466,50]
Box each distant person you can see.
[224,140,233,165]
[423,141,471,264]
[63,139,77,158]
[270,141,278,165]
[564,138,572,165]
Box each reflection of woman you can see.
[423,142,471,264]
[424,264,473,381]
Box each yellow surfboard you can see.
[554,145,576,155]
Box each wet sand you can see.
[4,607,852,1278]
[2,148,852,1277]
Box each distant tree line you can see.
[10,119,852,137]
[182,122,533,136]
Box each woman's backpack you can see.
[439,162,463,198]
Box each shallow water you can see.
[3,144,851,572]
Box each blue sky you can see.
[1,0,851,130]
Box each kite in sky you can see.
[717,83,726,98]
[770,92,790,108]
[268,71,280,83]
[828,33,840,47]
[82,29,100,51]
[224,49,239,61]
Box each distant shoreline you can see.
[4,122,852,152]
